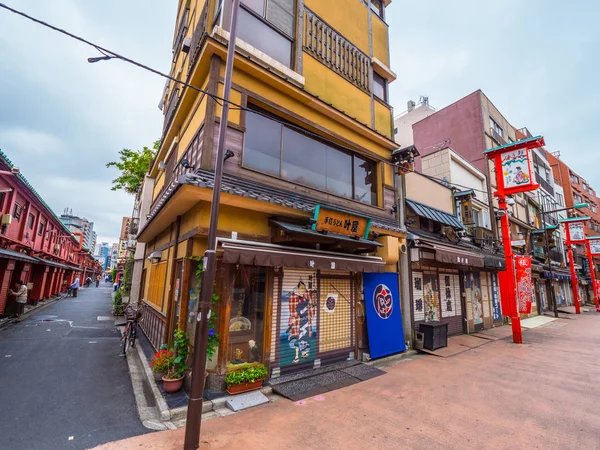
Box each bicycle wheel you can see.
[121,323,131,355]
[129,324,137,349]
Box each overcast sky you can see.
[1,1,598,245]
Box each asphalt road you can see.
[0,285,149,450]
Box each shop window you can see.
[244,109,378,205]
[228,266,267,366]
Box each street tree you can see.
[106,140,159,195]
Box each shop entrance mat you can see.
[270,361,385,402]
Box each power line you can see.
[1,2,493,198]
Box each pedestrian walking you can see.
[95,274,101,288]
[71,277,80,297]
[8,280,28,322]
[85,276,92,288]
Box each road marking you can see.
[47,329,51,331]
[68,436,74,441]
[88,341,98,344]
[97,316,112,321]
[5,355,11,357]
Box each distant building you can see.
[94,242,110,270]
[60,210,96,250]
[393,97,436,147]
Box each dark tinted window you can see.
[326,147,352,198]
[370,0,384,19]
[373,72,387,102]
[237,8,293,67]
[243,111,282,176]
[354,156,377,205]
[282,128,327,190]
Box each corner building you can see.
[137,0,405,388]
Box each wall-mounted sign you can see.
[461,199,475,225]
[516,256,533,314]
[313,206,371,239]
[567,222,586,243]
[590,241,600,255]
[511,239,527,247]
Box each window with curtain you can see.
[243,109,377,205]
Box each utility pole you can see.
[183,1,241,448]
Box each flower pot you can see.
[153,371,165,382]
[226,379,264,395]
[162,375,184,393]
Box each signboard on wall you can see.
[516,256,533,314]
[568,222,586,243]
[500,149,535,192]
[461,199,475,225]
[363,272,406,359]
[590,241,600,255]
[313,206,370,239]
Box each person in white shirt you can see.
[70,277,80,297]
[8,280,27,321]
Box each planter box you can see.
[226,379,264,395]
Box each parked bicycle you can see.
[117,302,144,356]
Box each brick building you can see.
[0,150,101,315]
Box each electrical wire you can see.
[0,2,495,197]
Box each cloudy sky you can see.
[1,1,598,245]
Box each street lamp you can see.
[540,201,589,318]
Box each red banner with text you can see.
[516,256,533,314]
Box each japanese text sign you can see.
[589,241,600,256]
[567,222,586,243]
[501,149,535,192]
[516,256,533,314]
[313,206,370,239]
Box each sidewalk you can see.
[94,313,600,450]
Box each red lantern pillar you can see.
[564,225,581,314]
[585,240,599,312]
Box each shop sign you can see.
[461,198,475,225]
[516,256,533,314]
[568,222,586,243]
[590,241,600,256]
[511,239,527,247]
[363,272,406,358]
[313,206,370,239]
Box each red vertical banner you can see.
[595,280,600,301]
[516,256,533,314]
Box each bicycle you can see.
[117,302,144,356]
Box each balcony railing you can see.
[304,9,370,92]
[535,172,554,196]
[187,2,209,79]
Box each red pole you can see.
[498,196,523,344]
[586,241,599,312]
[565,225,581,314]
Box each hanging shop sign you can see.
[590,240,600,256]
[515,256,533,314]
[363,272,406,358]
[461,198,475,225]
[567,222,586,243]
[312,205,371,239]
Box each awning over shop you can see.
[484,255,506,270]
[0,248,38,264]
[220,240,386,273]
[433,244,485,268]
[406,199,464,230]
[34,257,79,271]
[271,220,382,252]
[542,271,571,280]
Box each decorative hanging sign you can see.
[515,256,533,314]
[590,241,600,256]
[567,222,586,243]
[461,198,475,225]
[323,293,337,313]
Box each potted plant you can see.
[225,363,269,395]
[150,349,174,382]
[162,329,190,393]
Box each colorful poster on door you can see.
[516,256,533,314]
[279,270,317,367]
[490,273,502,321]
[469,272,483,325]
[363,272,406,359]
[568,222,586,243]
[501,149,533,190]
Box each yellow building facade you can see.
[137,0,404,388]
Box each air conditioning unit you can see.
[182,36,191,53]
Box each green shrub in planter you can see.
[225,363,269,386]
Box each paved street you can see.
[0,286,148,450]
[96,312,600,450]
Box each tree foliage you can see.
[106,140,159,195]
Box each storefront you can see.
[409,235,505,336]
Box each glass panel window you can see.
[326,146,353,199]
[13,203,22,220]
[489,117,503,137]
[243,111,282,176]
[38,221,45,236]
[267,0,295,36]
[241,0,264,14]
[228,266,266,365]
[354,156,377,205]
[373,72,387,102]
[27,213,35,229]
[370,0,384,19]
[282,128,327,190]
[237,7,293,67]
